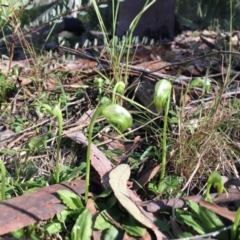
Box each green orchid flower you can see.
[85,101,132,202]
[102,104,132,132]
[189,78,211,94]
[154,79,172,114]
[205,171,227,202]
[154,79,172,192]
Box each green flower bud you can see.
[100,97,111,105]
[52,104,62,118]
[154,79,172,114]
[40,103,52,115]
[94,77,104,87]
[102,104,133,132]
[115,81,125,95]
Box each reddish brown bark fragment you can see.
[0,180,85,235]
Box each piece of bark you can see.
[0,180,85,235]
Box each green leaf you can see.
[45,221,62,234]
[179,201,225,235]
[199,206,224,231]
[176,212,205,234]
[0,148,20,155]
[107,195,118,208]
[232,207,240,240]
[155,175,183,193]
[122,215,146,237]
[11,228,25,238]
[57,190,83,210]
[94,212,111,230]
[105,225,122,240]
[155,219,172,236]
[178,232,193,238]
[187,200,201,216]
[188,200,223,231]
[57,209,70,223]
[28,136,47,153]
[59,163,86,182]
[71,209,92,240]
[93,188,112,200]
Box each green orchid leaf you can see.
[105,225,122,240]
[71,209,92,240]
[57,190,84,210]
[94,212,111,230]
[122,215,146,237]
[45,221,62,234]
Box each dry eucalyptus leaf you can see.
[109,164,158,230]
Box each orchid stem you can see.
[55,114,62,183]
[158,96,170,191]
[85,103,109,203]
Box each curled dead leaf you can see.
[109,164,157,230]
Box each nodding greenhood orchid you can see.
[189,78,211,94]
[205,171,227,202]
[102,104,133,132]
[154,79,172,114]
[154,79,172,192]
[85,101,132,202]
[40,103,62,183]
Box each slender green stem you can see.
[205,183,212,202]
[158,96,170,190]
[232,207,240,239]
[112,82,124,103]
[55,114,63,183]
[226,0,233,83]
[85,103,109,202]
[55,136,60,183]
[112,84,118,103]
[0,159,6,201]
